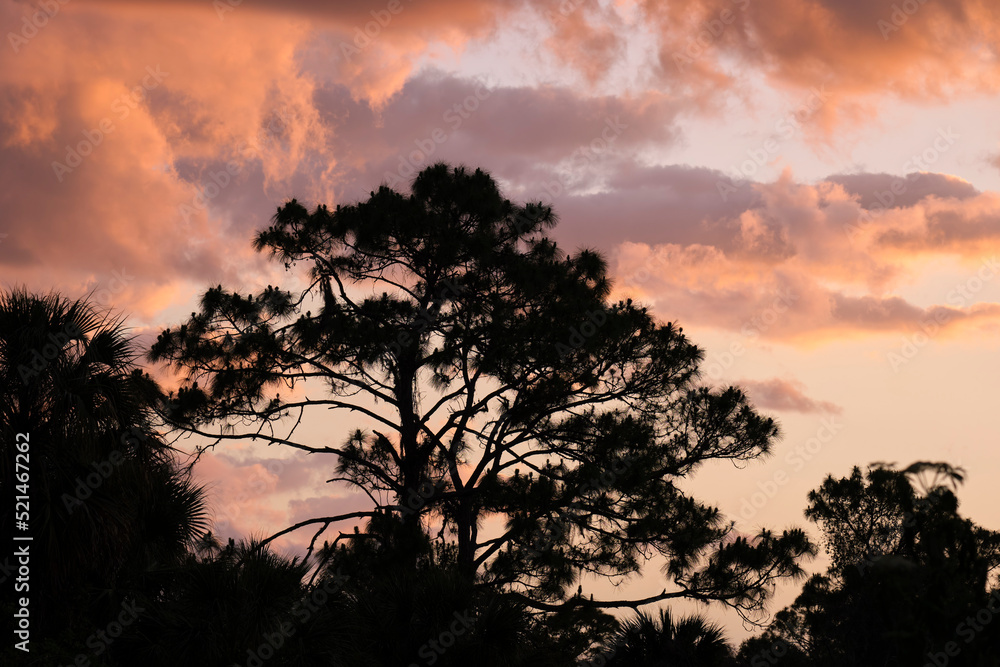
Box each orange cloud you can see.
[636,0,1000,134]
[0,2,330,320]
[3,0,1000,357]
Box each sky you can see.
[3,0,1000,643]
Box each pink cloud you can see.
[187,448,374,557]
[601,168,1000,342]
[738,378,842,414]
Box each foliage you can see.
[603,607,737,666]
[150,164,814,644]
[738,462,1000,666]
[0,289,207,663]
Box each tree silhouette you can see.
[738,461,1000,666]
[306,509,618,666]
[114,537,342,666]
[0,289,208,663]
[150,163,813,658]
[603,607,736,666]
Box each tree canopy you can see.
[738,461,1000,665]
[0,289,207,663]
[4,165,999,665]
[149,163,813,638]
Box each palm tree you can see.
[117,538,324,666]
[604,608,736,666]
[0,288,208,653]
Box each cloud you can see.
[72,0,520,107]
[278,494,375,556]
[3,0,1000,369]
[601,167,1000,342]
[194,450,292,545]
[827,172,979,209]
[870,192,1000,256]
[637,0,1000,134]
[189,448,374,556]
[988,151,1000,173]
[0,0,685,324]
[738,378,842,414]
[313,72,684,203]
[0,2,331,321]
[541,0,629,86]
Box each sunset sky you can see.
[4,0,1000,640]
